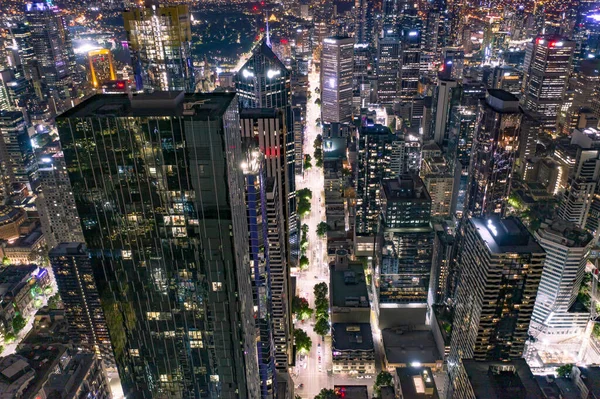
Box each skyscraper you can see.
[240,109,293,371]
[558,128,600,228]
[88,49,116,89]
[449,217,545,386]
[378,174,434,324]
[49,242,114,366]
[124,4,194,92]
[36,151,85,249]
[57,92,259,398]
[433,79,458,146]
[466,90,522,217]
[236,44,297,263]
[0,111,37,194]
[321,36,354,123]
[530,220,593,341]
[356,124,396,234]
[24,0,77,104]
[377,36,400,105]
[522,36,575,132]
[399,28,421,101]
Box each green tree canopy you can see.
[292,296,313,320]
[316,222,330,237]
[299,256,310,270]
[294,328,312,353]
[557,364,574,378]
[314,282,328,299]
[374,371,394,396]
[314,317,330,336]
[298,188,313,200]
[314,388,336,399]
[12,314,26,333]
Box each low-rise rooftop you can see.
[332,323,374,352]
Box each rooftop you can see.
[332,323,374,352]
[382,175,431,202]
[396,366,439,399]
[333,385,369,399]
[49,242,87,257]
[471,217,545,255]
[330,263,369,309]
[58,92,236,119]
[462,359,543,399]
[537,220,593,248]
[382,329,441,365]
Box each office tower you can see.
[517,110,543,176]
[382,0,397,31]
[430,221,455,304]
[88,49,116,89]
[124,5,194,92]
[236,45,296,255]
[422,0,449,63]
[565,59,600,133]
[530,220,593,341]
[241,152,275,398]
[378,175,434,324]
[36,151,84,250]
[0,111,37,194]
[49,243,114,366]
[390,131,421,176]
[240,109,293,371]
[25,0,77,101]
[321,36,354,123]
[433,79,458,147]
[377,36,400,105]
[356,124,396,234]
[57,92,260,398]
[558,128,600,229]
[440,47,464,80]
[466,90,522,218]
[399,28,421,101]
[449,217,545,377]
[522,36,575,132]
[354,0,374,45]
[420,156,455,218]
[292,107,303,175]
[491,66,522,98]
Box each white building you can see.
[321,36,354,123]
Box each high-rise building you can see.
[240,151,275,398]
[236,45,297,261]
[321,36,354,123]
[24,0,77,102]
[449,217,545,383]
[240,109,293,371]
[88,49,116,89]
[356,124,396,234]
[57,92,260,398]
[124,5,194,92]
[420,156,455,218]
[522,36,575,132]
[378,174,434,324]
[377,36,400,105]
[0,111,37,194]
[390,131,421,176]
[49,242,114,366]
[433,79,458,147]
[466,90,522,218]
[558,128,600,228]
[530,220,593,341]
[565,59,600,133]
[36,151,85,250]
[517,110,543,176]
[399,28,422,101]
[491,65,522,98]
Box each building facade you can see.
[321,36,354,123]
[57,92,259,398]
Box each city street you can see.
[291,66,374,398]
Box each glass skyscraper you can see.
[57,92,259,398]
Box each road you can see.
[291,66,375,398]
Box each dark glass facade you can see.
[57,93,259,399]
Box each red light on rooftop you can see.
[281,38,288,44]
[116,81,125,89]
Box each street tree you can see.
[374,371,394,396]
[316,222,329,238]
[299,255,310,270]
[314,389,336,399]
[557,364,573,378]
[298,188,313,200]
[292,296,313,320]
[294,328,312,353]
[314,282,328,299]
[12,314,26,333]
[314,317,329,336]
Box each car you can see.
[297,384,304,389]
[314,276,318,279]
[318,343,321,347]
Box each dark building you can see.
[0,111,37,194]
[449,217,545,390]
[466,89,522,217]
[49,242,114,366]
[57,92,260,398]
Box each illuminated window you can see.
[212,282,223,292]
[129,349,140,357]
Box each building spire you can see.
[265,12,271,48]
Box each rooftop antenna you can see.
[265,12,271,48]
